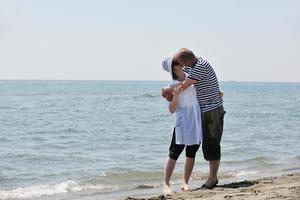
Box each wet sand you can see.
[125,173,300,200]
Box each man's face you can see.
[177,58,185,66]
[177,58,194,67]
[182,60,195,67]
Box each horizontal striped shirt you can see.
[184,57,223,113]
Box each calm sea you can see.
[0,81,299,199]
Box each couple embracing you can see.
[161,48,225,195]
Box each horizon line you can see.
[0,79,299,83]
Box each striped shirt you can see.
[184,57,223,113]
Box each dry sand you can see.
[125,173,300,200]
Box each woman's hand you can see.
[219,90,224,97]
[161,87,173,97]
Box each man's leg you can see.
[206,160,220,186]
[202,106,225,188]
[203,139,221,186]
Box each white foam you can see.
[233,170,258,177]
[0,180,113,199]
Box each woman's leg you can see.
[182,157,195,190]
[182,145,200,190]
[164,128,185,194]
[163,157,176,194]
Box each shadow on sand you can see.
[193,180,258,190]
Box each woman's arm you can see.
[161,83,181,97]
[169,86,181,113]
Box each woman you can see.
[161,57,203,195]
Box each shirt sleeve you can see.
[188,60,207,81]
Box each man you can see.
[162,48,225,189]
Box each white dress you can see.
[168,79,203,145]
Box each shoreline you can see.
[1,172,300,200]
[125,173,300,200]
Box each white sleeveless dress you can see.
[168,79,203,145]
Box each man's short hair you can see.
[177,48,196,62]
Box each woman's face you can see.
[173,65,185,80]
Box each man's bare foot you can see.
[163,183,173,196]
[181,182,190,191]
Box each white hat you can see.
[161,56,173,78]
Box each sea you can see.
[0,80,299,199]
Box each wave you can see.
[26,128,84,135]
[280,167,300,172]
[101,169,258,183]
[0,106,13,110]
[133,93,158,99]
[0,167,277,199]
[0,180,115,200]
[232,170,259,177]
[104,93,158,101]
[191,170,258,180]
[222,156,273,165]
[101,170,164,181]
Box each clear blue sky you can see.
[0,0,299,81]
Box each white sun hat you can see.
[161,56,173,78]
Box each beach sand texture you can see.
[126,173,300,200]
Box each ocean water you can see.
[0,80,299,199]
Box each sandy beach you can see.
[125,173,300,200]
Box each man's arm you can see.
[178,78,197,92]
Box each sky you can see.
[0,0,299,82]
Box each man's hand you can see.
[178,78,197,92]
[172,85,181,96]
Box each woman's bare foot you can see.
[163,183,173,196]
[181,182,190,191]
